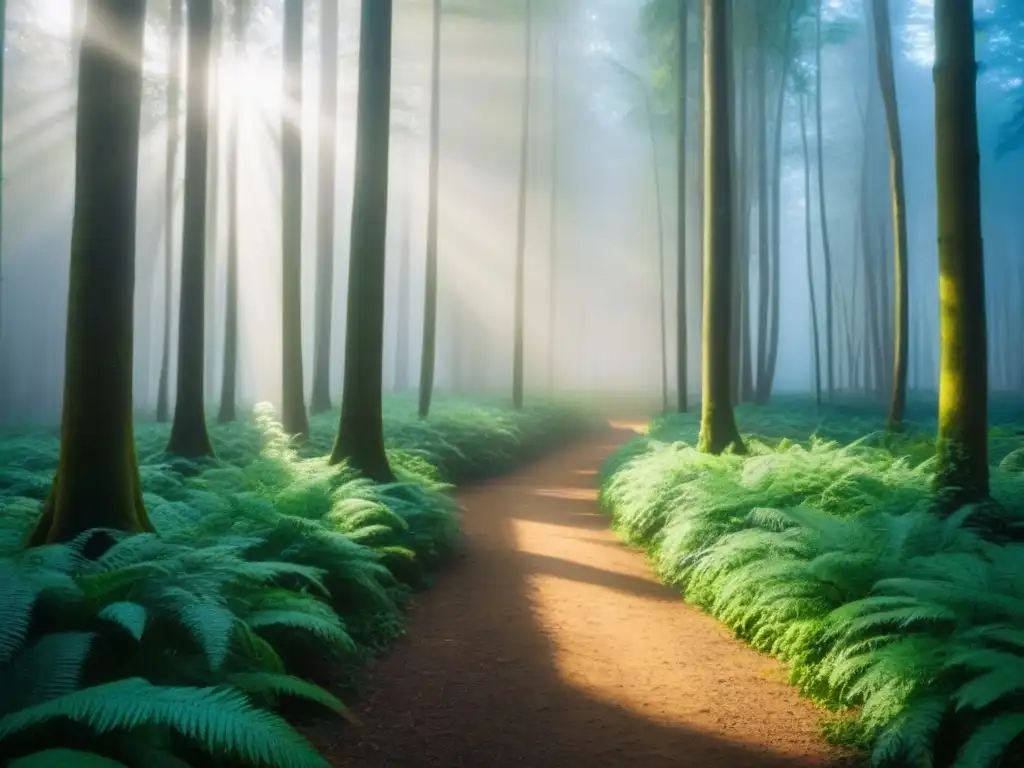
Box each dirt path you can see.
[312,426,852,767]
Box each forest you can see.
[0,0,1021,766]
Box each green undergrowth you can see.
[0,397,599,767]
[599,397,1024,768]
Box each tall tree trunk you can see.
[869,0,909,428]
[814,0,835,401]
[755,0,794,404]
[512,0,533,410]
[280,0,309,438]
[547,11,560,390]
[737,53,754,403]
[167,0,215,458]
[204,8,222,406]
[310,0,340,415]
[800,91,822,411]
[644,90,669,413]
[675,0,689,412]
[31,0,152,545]
[933,0,988,505]
[156,0,183,423]
[697,0,744,455]
[754,9,769,396]
[394,133,412,392]
[418,0,441,418]
[331,0,394,482]
[728,27,744,405]
[217,0,248,424]
[0,0,6,345]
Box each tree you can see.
[167,0,215,459]
[814,0,835,401]
[932,0,989,505]
[754,0,796,405]
[697,0,744,455]
[511,0,533,410]
[204,7,223,407]
[29,0,153,546]
[418,0,442,419]
[156,0,184,424]
[217,0,249,424]
[869,0,909,429]
[676,0,689,412]
[393,131,413,392]
[799,87,822,411]
[331,0,395,482]
[310,0,340,416]
[280,0,310,439]
[547,4,561,390]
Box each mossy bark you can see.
[30,0,153,546]
[512,0,533,411]
[331,0,394,483]
[157,0,183,424]
[280,0,310,439]
[675,0,689,412]
[217,0,248,424]
[167,0,215,459]
[697,0,744,456]
[932,0,989,505]
[310,0,340,416]
[869,0,909,429]
[418,0,442,419]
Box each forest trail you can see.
[310,424,853,767]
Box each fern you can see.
[0,677,330,768]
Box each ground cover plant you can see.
[0,396,599,767]
[599,396,1024,768]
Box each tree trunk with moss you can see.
[217,0,248,424]
[932,0,989,505]
[280,0,310,439]
[331,0,394,483]
[30,0,153,546]
[697,0,744,456]
[512,0,533,411]
[418,0,442,419]
[157,0,183,424]
[167,0,215,459]
[310,0,340,415]
[869,0,909,429]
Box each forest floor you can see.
[307,423,856,767]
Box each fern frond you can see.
[7,750,129,767]
[226,672,357,722]
[0,677,330,768]
[97,602,148,641]
[953,713,1024,768]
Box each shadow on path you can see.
[309,426,855,767]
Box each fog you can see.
[0,0,1020,424]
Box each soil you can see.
[308,424,856,767]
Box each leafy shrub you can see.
[0,396,597,765]
[599,399,1024,768]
